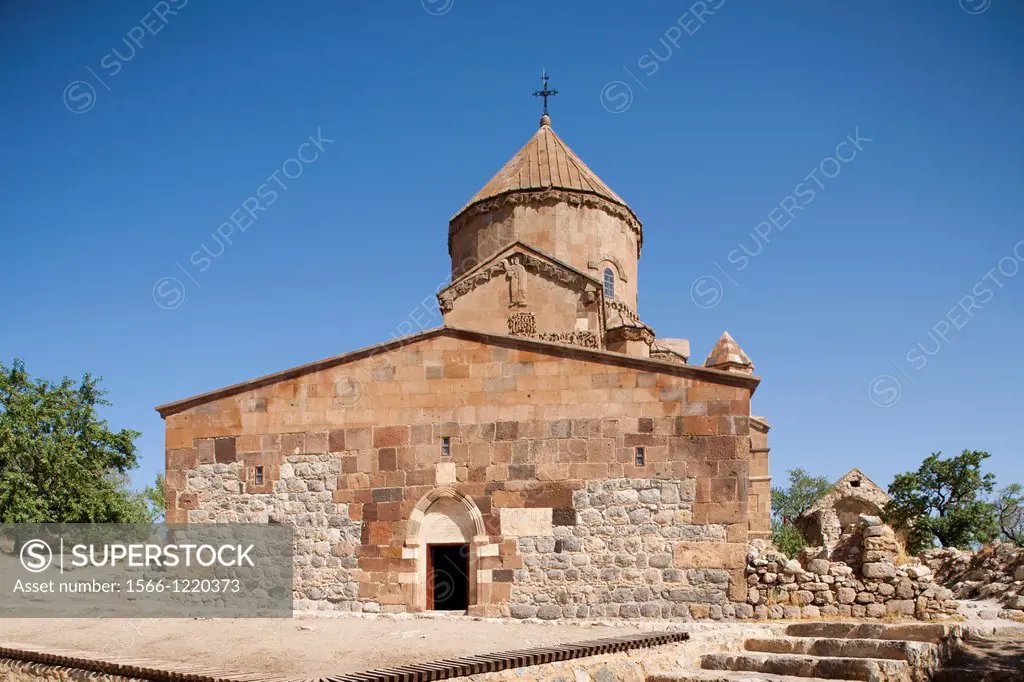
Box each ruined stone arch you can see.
[404,487,488,611]
[834,497,880,533]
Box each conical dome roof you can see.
[453,116,639,224]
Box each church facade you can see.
[157,112,773,619]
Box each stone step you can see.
[701,652,913,682]
[650,671,863,682]
[744,637,931,661]
[784,622,957,644]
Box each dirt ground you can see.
[0,616,659,676]
[936,631,1024,681]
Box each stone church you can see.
[157,110,773,619]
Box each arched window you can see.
[603,268,615,300]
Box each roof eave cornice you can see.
[155,326,759,418]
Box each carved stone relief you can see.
[536,331,599,349]
[506,260,528,307]
[507,313,598,349]
[507,312,537,337]
[438,250,601,315]
[606,325,655,346]
[605,299,642,325]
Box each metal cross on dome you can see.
[533,69,559,115]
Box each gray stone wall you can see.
[922,542,1024,616]
[184,456,362,612]
[746,518,959,620]
[183,459,754,618]
[509,478,737,620]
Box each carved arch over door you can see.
[404,487,487,611]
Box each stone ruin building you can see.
[157,110,777,618]
[797,468,890,558]
[746,514,959,620]
[741,468,961,621]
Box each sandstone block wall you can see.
[747,418,771,542]
[449,200,640,310]
[162,330,757,616]
[441,249,603,342]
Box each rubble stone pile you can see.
[745,516,959,620]
[920,540,1024,616]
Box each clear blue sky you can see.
[2,1,1022,495]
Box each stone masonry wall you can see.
[746,418,771,542]
[745,517,958,620]
[163,330,757,616]
[921,540,1024,616]
[449,200,641,311]
[186,454,363,609]
[510,478,745,620]
[442,254,603,341]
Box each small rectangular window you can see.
[635,447,645,466]
[441,436,451,457]
[254,465,264,485]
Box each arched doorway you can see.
[405,488,487,612]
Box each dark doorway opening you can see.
[427,543,469,611]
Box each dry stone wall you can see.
[745,516,958,620]
[921,540,1024,616]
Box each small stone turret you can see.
[704,331,754,374]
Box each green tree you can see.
[994,484,1024,547]
[772,468,832,525]
[883,450,998,554]
[0,359,149,523]
[143,473,166,521]
[771,520,807,558]
[771,468,832,557]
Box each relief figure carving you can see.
[506,260,528,307]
